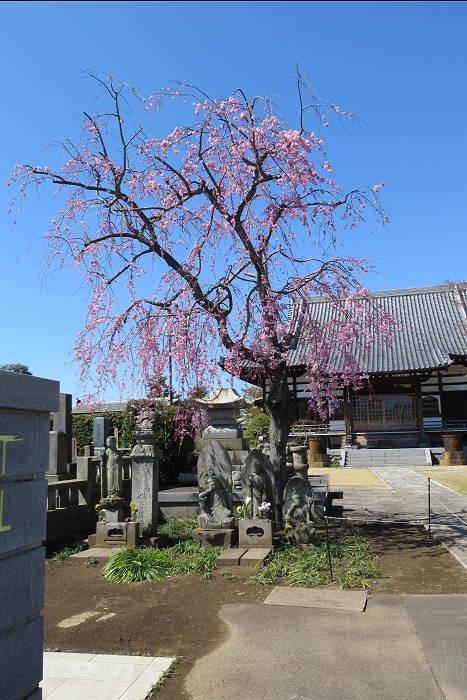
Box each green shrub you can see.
[102,547,178,583]
[243,411,270,448]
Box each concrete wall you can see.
[0,371,59,700]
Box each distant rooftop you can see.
[288,283,467,374]
[72,400,129,414]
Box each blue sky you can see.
[1,1,466,399]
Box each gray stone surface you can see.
[93,416,110,449]
[238,518,273,547]
[216,547,248,566]
[48,431,68,475]
[242,449,277,521]
[0,409,51,477]
[239,547,273,567]
[0,547,45,632]
[132,457,160,538]
[0,479,47,555]
[0,370,59,413]
[0,372,57,700]
[197,441,233,513]
[192,527,238,548]
[283,475,316,544]
[95,521,139,547]
[52,392,72,434]
[130,412,160,538]
[264,586,368,611]
[0,617,44,700]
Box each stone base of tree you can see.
[192,527,238,548]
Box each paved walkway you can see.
[340,465,467,569]
[40,652,176,699]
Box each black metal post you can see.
[428,477,432,539]
[323,506,334,582]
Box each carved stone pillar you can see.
[130,410,160,538]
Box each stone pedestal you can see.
[439,450,467,466]
[308,453,331,468]
[192,528,238,548]
[95,521,140,547]
[238,518,273,547]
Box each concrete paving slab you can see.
[403,595,467,700]
[69,547,124,562]
[185,597,445,700]
[263,585,367,611]
[216,547,248,566]
[239,547,273,567]
[40,652,175,700]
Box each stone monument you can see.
[193,441,236,547]
[94,435,140,548]
[241,448,278,522]
[0,370,59,700]
[130,409,161,541]
[283,475,316,546]
[48,392,72,480]
[196,388,250,452]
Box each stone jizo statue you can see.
[100,435,123,506]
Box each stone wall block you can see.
[0,547,45,632]
[0,410,51,477]
[0,479,47,556]
[0,617,44,700]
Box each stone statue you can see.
[283,476,315,545]
[241,448,277,522]
[100,435,124,506]
[248,460,268,516]
[130,409,159,457]
[198,468,235,529]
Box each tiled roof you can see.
[287,284,467,374]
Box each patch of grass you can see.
[248,523,379,589]
[308,468,386,487]
[149,656,182,694]
[217,571,238,580]
[102,547,178,583]
[158,517,198,540]
[412,471,467,496]
[170,541,222,579]
[52,546,82,562]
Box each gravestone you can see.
[93,416,110,454]
[0,370,59,700]
[130,410,160,540]
[48,392,72,479]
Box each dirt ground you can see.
[43,525,467,700]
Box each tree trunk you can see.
[264,366,292,529]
